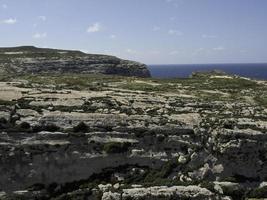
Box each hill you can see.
[0,46,151,77]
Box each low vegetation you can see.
[103,142,131,154]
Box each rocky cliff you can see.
[0,72,267,199]
[0,46,151,77]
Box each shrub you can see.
[46,182,59,195]
[32,123,60,132]
[223,121,235,129]
[133,129,147,138]
[0,99,15,106]
[103,142,131,154]
[27,183,45,191]
[44,124,60,132]
[0,117,8,129]
[0,117,8,124]
[73,122,89,133]
[199,181,216,193]
[220,184,245,200]
[32,125,42,133]
[248,186,267,198]
[20,122,31,129]
[144,160,178,183]
[157,134,165,142]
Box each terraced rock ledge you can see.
[0,71,267,200]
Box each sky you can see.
[0,0,267,64]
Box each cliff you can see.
[0,46,151,77]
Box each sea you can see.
[148,63,267,80]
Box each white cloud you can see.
[168,29,183,36]
[165,0,176,2]
[38,16,47,21]
[240,50,247,53]
[1,18,17,24]
[165,0,182,7]
[87,22,101,33]
[165,0,182,3]
[170,50,179,55]
[149,50,160,55]
[202,34,217,39]
[33,32,47,39]
[2,4,7,9]
[126,49,138,54]
[152,26,160,31]
[213,46,225,51]
[192,48,206,56]
[109,34,116,39]
[196,48,205,52]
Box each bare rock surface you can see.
[0,72,267,199]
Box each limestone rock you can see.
[0,46,151,77]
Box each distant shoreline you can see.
[148,63,267,80]
[148,62,267,66]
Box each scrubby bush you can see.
[199,181,216,193]
[223,121,235,129]
[44,124,60,132]
[0,99,15,106]
[20,122,31,130]
[0,117,8,129]
[103,142,131,154]
[133,128,147,138]
[27,183,45,191]
[157,134,165,142]
[0,117,8,124]
[73,122,89,133]
[248,186,267,198]
[144,160,178,184]
[32,125,42,133]
[220,184,245,200]
[32,123,60,132]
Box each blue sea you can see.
[148,63,267,80]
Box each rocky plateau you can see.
[0,49,267,200]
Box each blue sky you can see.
[0,0,267,64]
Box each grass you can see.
[18,73,128,90]
[0,99,16,106]
[248,186,267,198]
[0,73,14,81]
[143,160,178,184]
[10,71,264,96]
[256,95,267,107]
[120,76,261,92]
[1,72,266,111]
[0,46,86,61]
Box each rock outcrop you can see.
[0,73,267,199]
[0,46,151,77]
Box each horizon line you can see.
[147,62,267,65]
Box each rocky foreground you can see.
[0,72,267,199]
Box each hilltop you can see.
[0,46,151,77]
